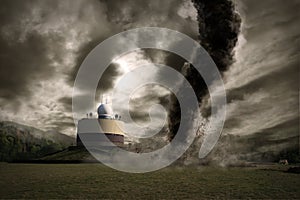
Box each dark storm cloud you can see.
[42,112,75,132]
[224,0,300,131]
[166,0,298,164]
[143,49,187,72]
[0,0,105,134]
[68,0,198,91]
[65,0,199,123]
[129,85,171,123]
[0,10,64,102]
[96,63,123,94]
[0,0,120,101]
[226,59,299,105]
[59,63,122,115]
[101,0,198,37]
[0,0,197,135]
[167,0,241,140]
[193,0,241,72]
[66,34,119,91]
[0,0,94,114]
[203,0,300,163]
[58,97,72,112]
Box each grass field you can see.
[0,163,299,199]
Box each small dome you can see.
[97,104,113,118]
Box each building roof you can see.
[97,104,113,117]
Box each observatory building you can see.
[76,103,125,147]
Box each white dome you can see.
[97,104,113,117]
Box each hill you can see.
[0,121,75,162]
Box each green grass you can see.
[0,163,299,199]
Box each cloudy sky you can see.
[223,0,299,139]
[0,0,299,154]
[0,0,198,136]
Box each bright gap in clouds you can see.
[98,50,172,139]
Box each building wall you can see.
[76,133,124,147]
[98,119,124,135]
[76,118,124,147]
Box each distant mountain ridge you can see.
[0,121,75,161]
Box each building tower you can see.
[76,103,125,147]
